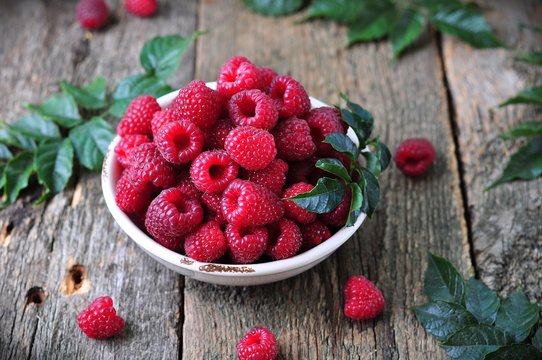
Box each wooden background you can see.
[0,0,541,359]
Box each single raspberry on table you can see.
[151,109,178,139]
[128,143,177,190]
[114,134,150,168]
[272,117,316,161]
[344,275,385,320]
[117,96,160,137]
[282,182,317,224]
[190,150,239,193]
[77,296,125,339]
[257,67,278,91]
[115,171,154,214]
[304,107,347,157]
[76,0,109,30]
[221,180,284,227]
[172,80,221,131]
[224,126,276,170]
[204,118,235,149]
[184,221,228,262]
[155,120,204,165]
[124,0,157,17]
[319,188,351,227]
[266,219,302,260]
[225,224,268,264]
[394,138,436,177]
[227,89,278,130]
[237,327,278,360]
[268,75,311,118]
[242,159,288,196]
[217,56,260,98]
[301,220,331,250]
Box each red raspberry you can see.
[190,150,239,193]
[151,109,178,139]
[76,0,109,30]
[153,234,185,252]
[227,89,278,130]
[114,134,150,168]
[344,275,385,320]
[242,159,288,195]
[176,175,202,200]
[222,180,284,227]
[184,221,228,262]
[217,56,259,98]
[304,107,346,157]
[77,296,125,339]
[268,75,310,118]
[124,0,157,17]
[115,171,154,214]
[286,158,317,185]
[155,120,204,165]
[394,138,436,177]
[172,80,221,131]
[237,327,278,360]
[257,67,278,91]
[117,96,160,137]
[301,220,331,250]
[129,143,177,190]
[266,219,302,260]
[319,188,351,227]
[272,117,316,161]
[201,192,226,224]
[204,118,235,149]
[282,182,317,224]
[225,224,268,264]
[224,126,276,170]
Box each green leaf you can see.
[315,158,351,182]
[499,86,542,106]
[60,77,108,110]
[495,289,540,342]
[10,113,61,140]
[345,182,363,226]
[0,163,6,190]
[515,52,542,66]
[363,140,391,177]
[69,117,115,171]
[390,9,425,56]
[500,121,542,140]
[533,328,542,352]
[360,167,380,217]
[0,124,36,150]
[414,301,477,341]
[485,344,542,360]
[34,138,74,204]
[347,3,396,45]
[286,177,346,214]
[110,74,172,117]
[140,33,203,80]
[323,132,358,160]
[465,278,500,325]
[27,94,82,128]
[2,151,34,205]
[424,252,465,304]
[441,325,512,360]
[305,0,364,23]
[0,144,13,160]
[242,0,303,16]
[340,99,374,144]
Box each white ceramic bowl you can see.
[102,82,366,286]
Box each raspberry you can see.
[117,96,161,137]
[222,180,284,227]
[237,327,278,360]
[267,219,302,260]
[242,159,288,195]
[129,143,177,190]
[319,188,351,227]
[115,171,154,214]
[301,221,331,250]
[201,192,222,214]
[344,275,385,320]
[305,107,346,157]
[268,75,310,118]
[225,224,268,264]
[286,158,316,185]
[217,56,259,98]
[153,234,185,252]
[224,126,276,170]
[176,175,202,200]
[151,109,178,139]
[124,0,157,17]
[282,182,317,224]
[172,80,221,131]
[76,0,109,30]
[190,150,239,193]
[204,118,235,149]
[227,89,278,130]
[184,221,228,262]
[114,134,150,168]
[257,67,278,91]
[77,296,125,339]
[272,117,316,161]
[155,120,204,165]
[394,138,436,177]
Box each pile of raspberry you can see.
[114,56,352,264]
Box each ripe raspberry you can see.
[394,138,436,177]
[282,182,317,224]
[242,159,288,195]
[267,219,302,260]
[344,275,385,320]
[153,234,185,252]
[114,134,150,168]
[184,221,228,262]
[76,0,109,30]
[115,171,154,214]
[201,192,226,224]
[155,120,204,165]
[204,118,235,149]
[272,117,316,161]
[77,296,125,339]
[237,327,278,360]
[224,126,276,170]
[217,56,259,98]
[286,158,316,185]
[257,67,278,91]
[124,0,157,17]
[301,221,331,250]
[151,109,178,139]
[227,89,278,130]
[222,180,284,227]
[172,80,221,131]
[129,143,177,190]
[190,150,239,193]
[319,188,351,227]
[117,96,161,137]
[176,175,202,200]
[225,224,268,264]
[305,107,346,157]
[268,75,310,118]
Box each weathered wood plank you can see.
[442,0,542,301]
[183,1,471,358]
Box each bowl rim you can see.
[101,82,366,277]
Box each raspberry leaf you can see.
[515,52,542,66]
[60,77,108,110]
[495,289,540,343]
[0,123,36,150]
[0,163,6,190]
[286,177,346,214]
[441,325,513,359]
[424,252,465,304]
[360,167,380,217]
[34,138,74,204]
[347,2,396,45]
[110,74,172,117]
[485,345,542,360]
[69,117,115,171]
[363,140,391,177]
[323,132,358,161]
[390,8,425,57]
[345,182,362,226]
[414,301,477,341]
[0,144,13,161]
[465,278,500,325]
[315,158,351,182]
[27,94,82,129]
[2,151,34,206]
[534,328,542,352]
[305,0,364,23]
[499,121,542,140]
[499,86,542,107]
[242,0,303,16]
[10,113,61,140]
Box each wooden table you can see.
[1,0,541,359]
